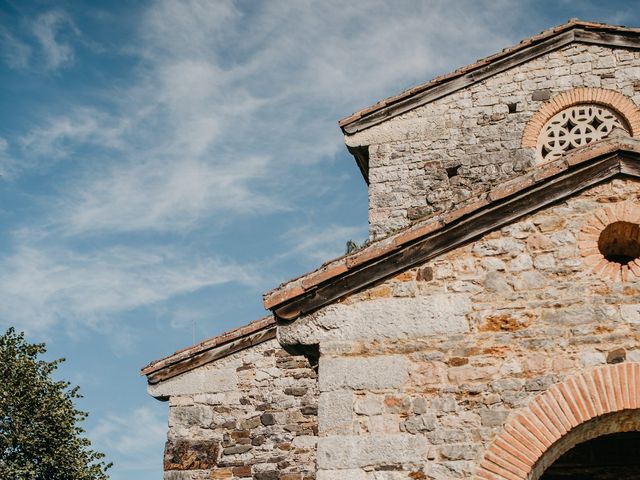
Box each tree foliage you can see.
[0,328,111,480]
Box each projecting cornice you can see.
[141,316,275,385]
[264,137,640,321]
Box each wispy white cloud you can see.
[280,223,367,264]
[60,154,280,234]
[1,0,529,340]
[0,30,32,70]
[0,242,257,334]
[31,10,78,71]
[0,137,17,178]
[18,107,126,159]
[10,0,519,235]
[0,8,80,72]
[90,406,166,477]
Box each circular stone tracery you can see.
[537,105,629,162]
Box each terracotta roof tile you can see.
[339,19,640,132]
[263,136,640,313]
[141,315,275,377]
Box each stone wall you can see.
[151,339,319,480]
[278,178,640,479]
[343,44,640,239]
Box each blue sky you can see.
[1,1,639,478]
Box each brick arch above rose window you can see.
[522,88,640,150]
[475,363,640,480]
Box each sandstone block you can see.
[621,304,640,323]
[280,295,470,345]
[149,365,238,398]
[319,355,409,391]
[316,434,426,469]
[317,469,366,480]
[318,390,354,435]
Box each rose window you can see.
[537,104,629,162]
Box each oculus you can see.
[538,104,628,162]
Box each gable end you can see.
[340,21,640,135]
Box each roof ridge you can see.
[339,19,639,133]
[141,315,275,377]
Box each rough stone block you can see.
[280,295,470,346]
[149,365,238,397]
[317,469,366,480]
[316,434,426,469]
[621,304,640,323]
[318,390,354,434]
[319,355,409,391]
[164,439,219,470]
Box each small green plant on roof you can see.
[346,239,370,255]
[345,240,360,254]
[0,327,111,480]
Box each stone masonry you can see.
[347,44,640,239]
[145,20,640,480]
[149,339,318,480]
[278,178,640,479]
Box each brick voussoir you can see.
[611,363,625,410]
[581,373,604,416]
[477,365,640,479]
[494,434,537,467]
[532,396,566,437]
[488,444,532,473]
[635,363,640,408]
[483,450,528,479]
[539,392,571,433]
[504,424,544,459]
[548,386,579,429]
[479,458,523,480]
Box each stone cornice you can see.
[264,138,640,321]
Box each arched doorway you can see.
[540,431,640,479]
[531,409,640,479]
[476,363,640,480]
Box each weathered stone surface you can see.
[279,295,471,346]
[164,439,219,470]
[160,339,317,479]
[350,43,640,239]
[164,471,209,480]
[316,434,426,469]
[318,390,353,434]
[149,365,238,397]
[317,469,366,480]
[319,355,409,391]
[621,304,640,323]
[305,180,640,478]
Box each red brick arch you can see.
[476,363,640,480]
[522,88,640,148]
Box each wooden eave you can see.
[339,20,640,136]
[141,316,276,384]
[264,137,640,322]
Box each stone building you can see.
[142,19,640,479]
